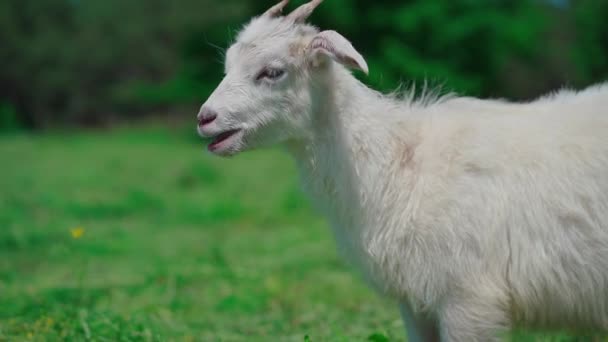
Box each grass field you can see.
[0,124,604,341]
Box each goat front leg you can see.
[399,302,440,342]
[438,293,511,342]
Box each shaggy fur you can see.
[197,1,608,340]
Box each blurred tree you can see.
[571,0,608,86]
[0,0,607,129]
[0,0,246,128]
[280,0,551,98]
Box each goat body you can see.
[198,1,608,339]
[290,66,608,340]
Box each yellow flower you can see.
[70,227,85,239]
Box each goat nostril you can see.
[198,110,218,127]
[199,115,216,126]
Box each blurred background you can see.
[1,0,607,340]
[1,0,608,130]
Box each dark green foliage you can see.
[0,0,607,128]
[0,0,247,128]
[0,0,608,130]
[571,0,608,85]
[0,102,20,132]
[309,0,548,98]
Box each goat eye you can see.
[257,68,285,81]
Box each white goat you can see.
[197,1,608,340]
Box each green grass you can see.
[0,124,604,341]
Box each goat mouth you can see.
[208,129,242,152]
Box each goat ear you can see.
[308,30,368,75]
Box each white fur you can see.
[198,3,608,340]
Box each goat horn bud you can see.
[263,0,290,18]
[287,0,324,23]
